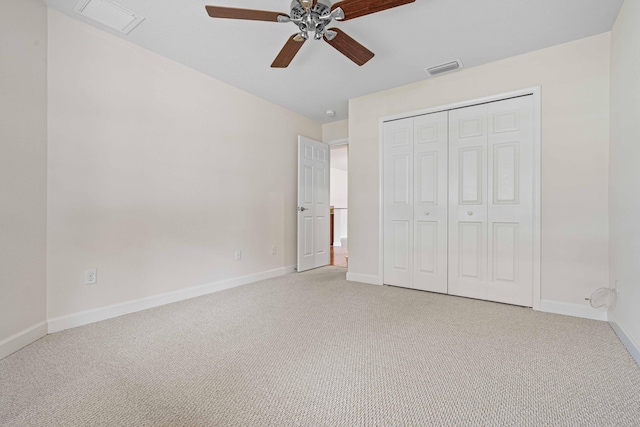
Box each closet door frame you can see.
[378,86,542,311]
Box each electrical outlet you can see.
[85,268,97,285]
[615,280,620,296]
[234,249,241,261]
[271,245,277,255]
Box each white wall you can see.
[0,0,48,354]
[330,168,348,209]
[330,146,348,209]
[323,119,348,143]
[348,34,611,307]
[47,9,321,321]
[609,0,640,358]
[334,209,348,242]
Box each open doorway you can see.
[330,144,348,267]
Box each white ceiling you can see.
[47,0,623,124]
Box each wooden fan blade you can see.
[206,6,288,22]
[271,34,306,68]
[324,28,374,66]
[331,0,415,21]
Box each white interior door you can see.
[448,96,534,306]
[297,136,330,272]
[383,112,448,293]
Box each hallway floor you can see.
[330,245,348,267]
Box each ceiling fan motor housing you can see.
[290,0,333,40]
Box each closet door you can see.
[413,112,448,293]
[448,104,489,300]
[486,96,534,306]
[383,118,414,288]
[449,96,534,306]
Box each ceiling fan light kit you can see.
[205,0,415,68]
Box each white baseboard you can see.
[609,314,640,366]
[284,265,296,274]
[346,272,381,286]
[540,299,608,321]
[48,266,290,333]
[0,321,48,360]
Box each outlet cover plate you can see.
[85,268,97,285]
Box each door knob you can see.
[299,207,308,212]
[425,211,430,216]
[467,211,473,216]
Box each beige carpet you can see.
[1,267,639,426]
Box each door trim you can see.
[326,138,348,147]
[378,86,542,311]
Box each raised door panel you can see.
[416,152,438,205]
[459,147,483,205]
[487,96,534,306]
[492,222,519,283]
[416,221,437,274]
[458,222,483,280]
[316,145,328,163]
[391,220,411,271]
[303,144,313,160]
[493,143,520,204]
[303,166,313,205]
[303,217,313,257]
[383,118,414,287]
[493,111,520,134]
[391,127,411,147]
[416,121,439,145]
[392,155,411,205]
[315,166,328,207]
[315,214,328,256]
[459,116,484,138]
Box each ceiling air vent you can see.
[424,60,463,77]
[74,0,145,34]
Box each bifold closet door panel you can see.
[383,118,414,288]
[448,104,490,300]
[486,96,534,307]
[413,112,448,293]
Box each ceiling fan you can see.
[205,0,415,68]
